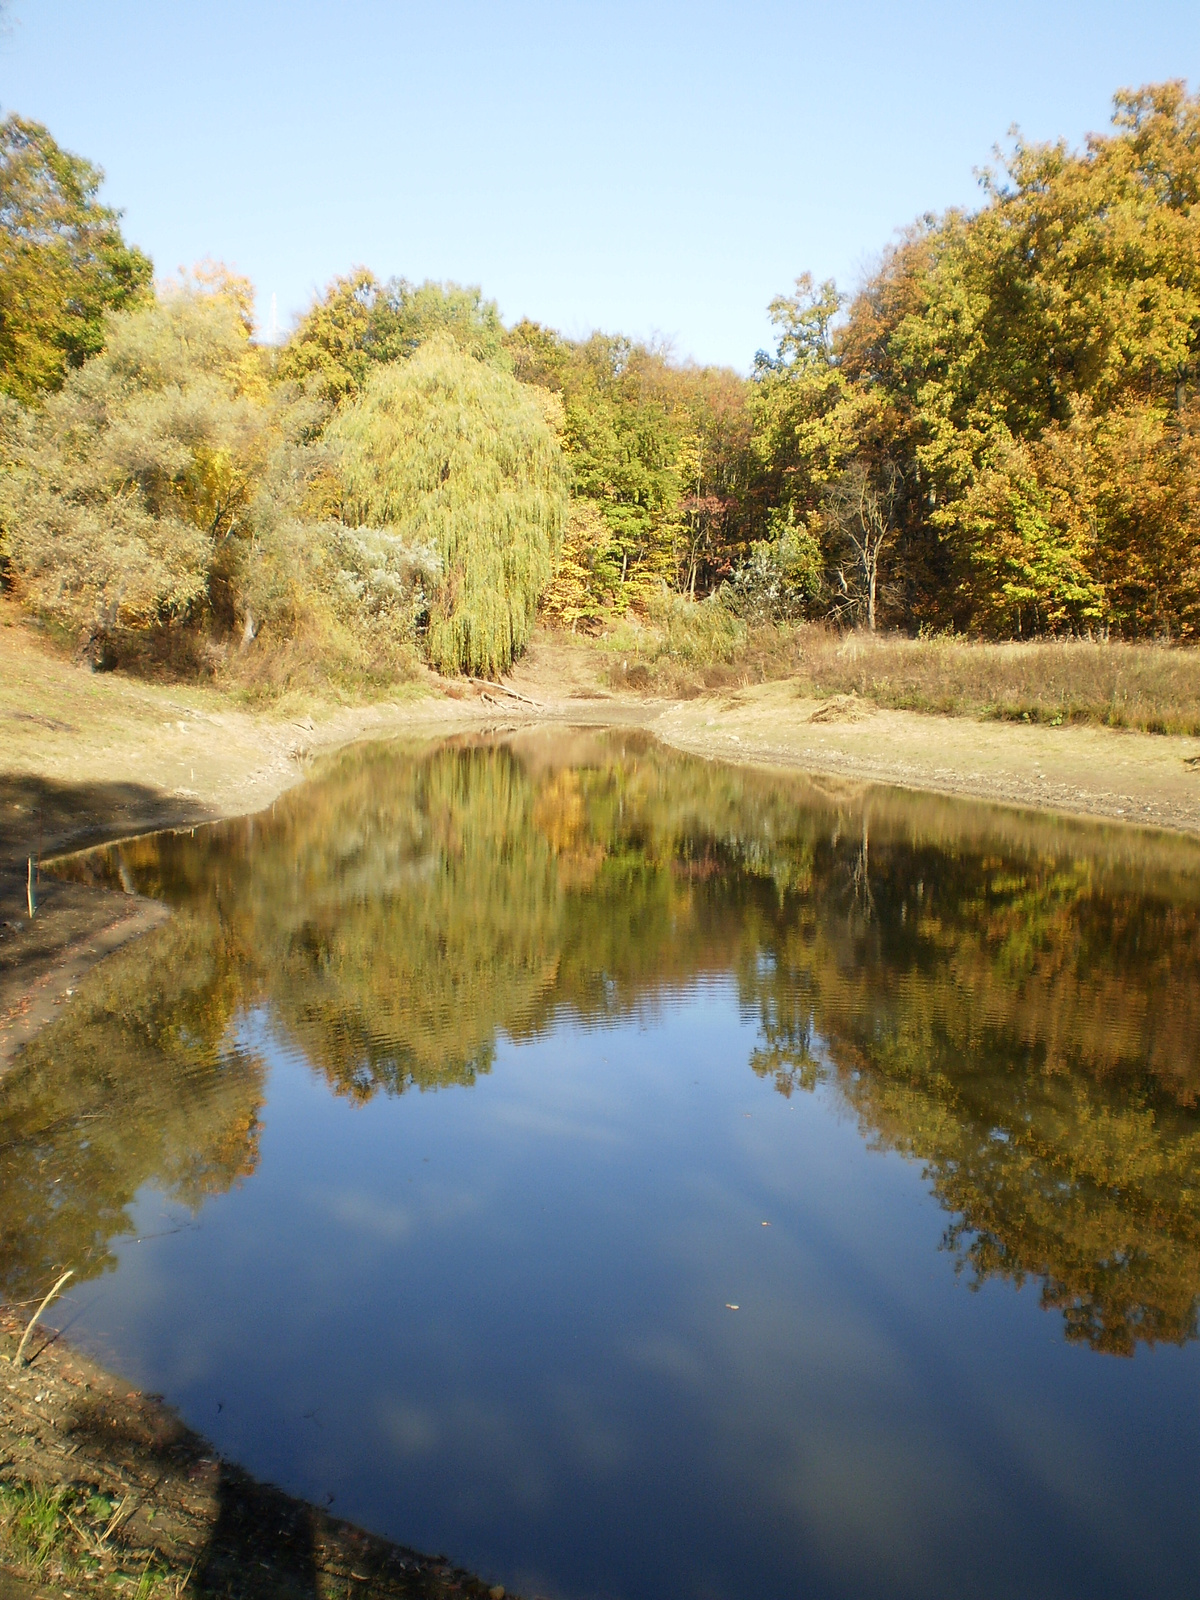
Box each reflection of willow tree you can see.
[14,730,1200,1351]
[62,737,821,1100]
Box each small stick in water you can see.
[12,1269,73,1367]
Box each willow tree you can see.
[332,337,567,675]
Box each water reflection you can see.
[8,728,1199,1368]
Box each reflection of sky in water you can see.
[62,984,1200,1600]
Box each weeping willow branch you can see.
[332,337,567,675]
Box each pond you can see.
[5,728,1200,1600]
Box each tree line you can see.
[0,82,1197,682]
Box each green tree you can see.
[749,275,901,621]
[0,265,437,681]
[0,273,271,657]
[0,115,151,405]
[331,338,568,674]
[756,82,1200,637]
[278,269,509,403]
[507,320,753,613]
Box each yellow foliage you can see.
[539,499,613,630]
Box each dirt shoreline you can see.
[4,628,1198,861]
[0,1309,513,1600]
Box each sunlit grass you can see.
[0,1480,70,1570]
[590,603,1200,734]
[0,1479,179,1595]
[787,629,1200,735]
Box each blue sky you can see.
[3,1,1196,369]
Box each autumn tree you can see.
[754,82,1200,637]
[0,271,271,659]
[0,265,438,679]
[857,83,1198,635]
[0,115,151,405]
[748,274,903,621]
[507,319,753,616]
[278,269,508,403]
[331,338,568,674]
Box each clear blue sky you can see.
[3,1,1196,369]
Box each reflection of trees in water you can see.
[0,913,265,1302]
[836,1042,1200,1356]
[737,837,1200,1355]
[9,731,1200,1351]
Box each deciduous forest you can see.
[1,82,1198,687]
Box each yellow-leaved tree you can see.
[331,337,568,675]
[0,268,270,662]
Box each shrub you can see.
[0,275,268,657]
[723,510,823,624]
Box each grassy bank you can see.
[598,610,1200,736]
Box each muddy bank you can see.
[0,1308,514,1600]
[648,682,1200,836]
[0,774,200,1071]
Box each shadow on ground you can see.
[0,1310,507,1600]
[0,772,215,875]
[0,775,213,1071]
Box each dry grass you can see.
[791,630,1200,736]
[3,598,427,715]
[597,607,1200,735]
[212,615,425,709]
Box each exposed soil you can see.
[0,1310,513,1600]
[646,679,1200,835]
[505,635,1200,835]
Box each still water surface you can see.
[6,730,1200,1599]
